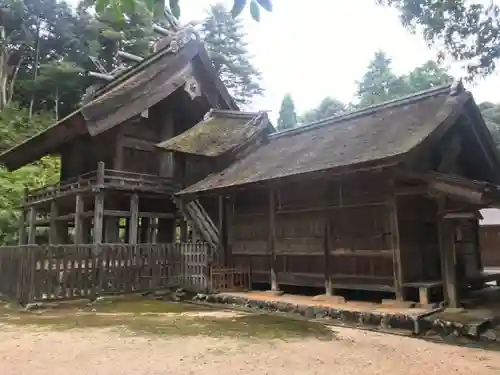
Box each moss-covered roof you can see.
[156,110,272,157]
[178,85,489,196]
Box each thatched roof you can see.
[178,85,492,196]
[156,110,273,157]
[0,32,237,171]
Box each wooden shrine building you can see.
[173,83,500,307]
[0,27,272,248]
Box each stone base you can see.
[381,299,416,308]
[312,295,346,304]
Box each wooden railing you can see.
[25,165,180,204]
[210,266,251,292]
[0,243,210,303]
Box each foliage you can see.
[479,102,500,150]
[200,3,263,105]
[92,0,273,22]
[356,51,453,107]
[0,105,59,245]
[277,93,297,131]
[380,0,500,79]
[300,97,345,124]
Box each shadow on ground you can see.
[0,295,335,341]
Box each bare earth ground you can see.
[1,298,500,375]
[1,324,500,375]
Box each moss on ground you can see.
[0,297,335,341]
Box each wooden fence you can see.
[0,243,210,303]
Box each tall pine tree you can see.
[277,93,297,131]
[200,3,263,105]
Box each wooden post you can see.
[18,187,28,245]
[439,219,459,308]
[96,161,105,185]
[49,200,59,244]
[324,207,332,296]
[268,187,279,291]
[217,195,225,265]
[18,210,27,245]
[27,207,36,245]
[388,195,403,300]
[74,195,84,244]
[93,193,104,244]
[128,193,139,244]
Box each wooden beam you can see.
[128,193,139,244]
[268,187,279,291]
[388,195,403,300]
[117,50,144,63]
[27,207,36,244]
[93,193,104,244]
[74,195,84,244]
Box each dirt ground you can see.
[1,324,500,375]
[1,298,500,375]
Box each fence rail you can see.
[25,169,179,204]
[0,243,211,303]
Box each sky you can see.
[175,0,500,120]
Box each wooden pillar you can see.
[27,206,36,245]
[18,210,27,245]
[324,207,332,296]
[18,187,28,245]
[96,161,105,185]
[439,219,459,308]
[268,188,279,291]
[49,201,59,244]
[388,195,403,300]
[74,195,84,244]
[93,193,104,244]
[217,195,226,265]
[128,193,139,244]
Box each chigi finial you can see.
[450,78,465,96]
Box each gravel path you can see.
[1,324,499,375]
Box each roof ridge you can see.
[270,84,453,141]
[93,27,199,99]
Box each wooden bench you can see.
[403,281,443,306]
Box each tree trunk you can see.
[29,22,41,119]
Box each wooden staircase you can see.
[174,198,219,248]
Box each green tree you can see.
[380,0,500,79]
[277,93,297,131]
[300,97,345,124]
[92,0,273,23]
[0,104,59,245]
[479,102,500,151]
[200,3,263,105]
[357,52,454,107]
[356,51,408,107]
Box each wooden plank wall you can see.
[230,171,399,290]
[480,226,500,267]
[397,195,440,282]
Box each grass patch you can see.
[0,297,335,341]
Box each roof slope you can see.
[0,29,237,171]
[178,85,472,196]
[156,110,272,157]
